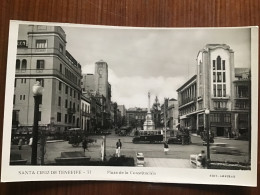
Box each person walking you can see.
[116,139,122,157]
[82,138,88,153]
[28,137,33,147]
[164,141,169,155]
[18,138,23,150]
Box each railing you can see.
[180,97,196,106]
[17,40,27,48]
[67,108,76,114]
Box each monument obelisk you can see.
[143,92,155,130]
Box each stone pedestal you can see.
[143,91,155,130]
[143,112,155,130]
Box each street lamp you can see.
[31,81,43,165]
[205,108,210,163]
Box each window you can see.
[65,114,68,123]
[65,99,68,108]
[36,40,47,48]
[217,72,222,82]
[13,95,15,104]
[223,84,226,97]
[59,44,63,53]
[212,60,215,70]
[74,91,76,98]
[21,59,27,69]
[217,56,221,70]
[65,86,68,94]
[223,72,226,82]
[23,95,25,100]
[69,115,72,123]
[213,72,216,82]
[70,101,72,108]
[36,60,45,69]
[214,101,227,109]
[70,88,72,96]
[21,79,27,84]
[59,81,62,91]
[57,112,61,122]
[16,59,20,70]
[58,96,61,106]
[20,95,22,100]
[38,112,41,121]
[36,78,44,87]
[73,116,75,124]
[224,114,231,123]
[217,84,222,97]
[60,64,62,73]
[14,79,17,87]
[222,60,225,70]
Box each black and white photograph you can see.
[1,21,258,185]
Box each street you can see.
[10,129,249,168]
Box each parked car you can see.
[136,152,145,167]
[210,143,241,155]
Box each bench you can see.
[55,151,90,165]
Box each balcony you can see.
[214,107,228,111]
[81,111,90,117]
[17,40,27,48]
[67,108,76,114]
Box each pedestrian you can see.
[18,138,23,150]
[164,141,169,154]
[198,150,206,168]
[116,139,122,157]
[82,138,88,152]
[28,137,33,147]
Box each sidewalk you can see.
[145,158,192,168]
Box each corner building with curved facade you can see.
[13,25,82,133]
[177,44,250,138]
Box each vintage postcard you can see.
[1,20,258,186]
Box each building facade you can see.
[160,98,179,130]
[177,44,251,138]
[81,60,112,130]
[13,25,82,134]
[81,93,91,133]
[126,108,147,129]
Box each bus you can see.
[132,130,163,143]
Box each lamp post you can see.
[205,108,210,163]
[31,81,43,165]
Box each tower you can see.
[143,92,155,130]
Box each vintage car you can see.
[136,152,145,167]
[167,134,191,145]
[210,143,241,155]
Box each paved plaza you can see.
[10,129,250,168]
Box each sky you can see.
[62,25,251,109]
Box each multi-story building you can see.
[118,105,126,117]
[13,25,82,133]
[81,60,112,129]
[81,93,91,133]
[126,107,147,129]
[160,98,179,130]
[232,68,251,139]
[177,44,251,138]
[176,75,197,132]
